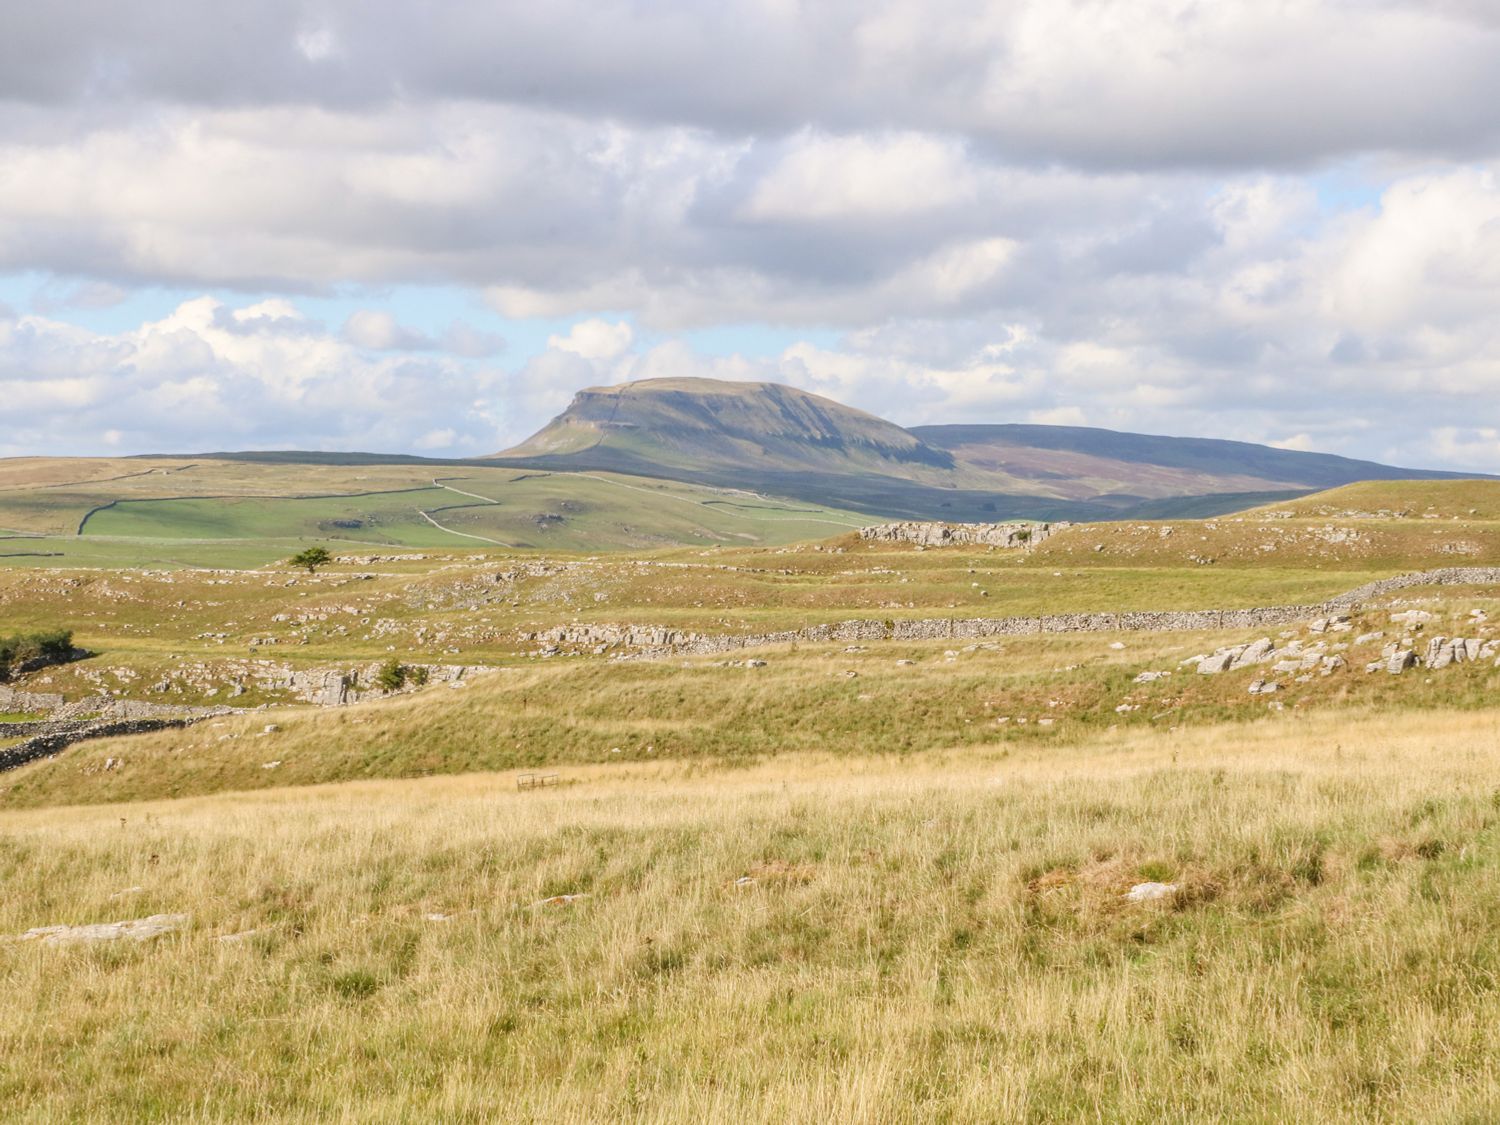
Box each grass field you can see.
[0,456,873,558]
[6,708,1500,1120]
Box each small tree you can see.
[376,658,408,692]
[289,547,333,574]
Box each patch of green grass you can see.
[84,490,466,546]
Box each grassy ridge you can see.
[9,594,1500,807]
[4,709,1500,1119]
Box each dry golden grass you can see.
[5,707,1500,1120]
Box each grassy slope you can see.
[1250,478,1500,521]
[5,709,1500,1119]
[1,457,873,559]
[8,583,1499,807]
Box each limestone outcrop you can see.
[858,521,1063,548]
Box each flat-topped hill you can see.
[495,377,1486,523]
[503,377,953,472]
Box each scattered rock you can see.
[14,913,188,945]
[1387,648,1417,674]
[1197,652,1235,675]
[1123,882,1177,903]
[859,521,1062,549]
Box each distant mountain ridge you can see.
[491,377,1486,523]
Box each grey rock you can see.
[1124,882,1177,902]
[15,913,189,945]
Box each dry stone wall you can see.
[0,717,196,773]
[523,567,1500,659]
[0,683,230,722]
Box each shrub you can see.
[0,629,75,682]
[375,659,408,693]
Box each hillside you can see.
[911,423,1467,499]
[1247,478,1500,521]
[495,377,1481,522]
[0,456,874,565]
[506,377,953,473]
[10,707,1500,1120]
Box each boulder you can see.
[1197,652,1235,675]
[1123,882,1177,902]
[14,913,188,945]
[1232,638,1275,668]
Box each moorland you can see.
[2,447,1500,1121]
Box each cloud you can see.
[5,2,1500,170]
[0,298,512,457]
[742,132,978,221]
[342,310,433,351]
[548,319,634,361]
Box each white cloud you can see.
[1029,406,1088,427]
[743,132,978,221]
[343,309,433,351]
[548,319,634,360]
[0,298,512,458]
[1430,427,1500,473]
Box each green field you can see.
[1,457,873,562]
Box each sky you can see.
[2,1,1499,470]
